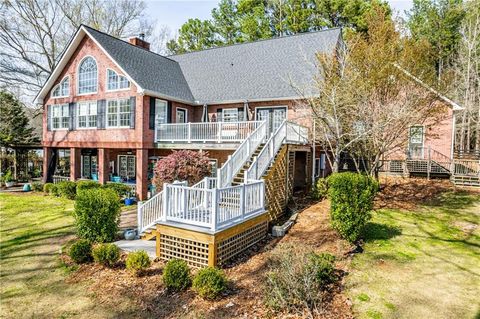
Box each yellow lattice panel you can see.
[159,233,210,268]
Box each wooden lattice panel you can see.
[216,220,268,265]
[264,145,289,221]
[159,233,209,268]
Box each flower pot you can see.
[124,198,134,206]
[5,181,15,188]
[124,229,136,240]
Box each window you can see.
[78,57,97,94]
[107,98,131,128]
[222,108,238,122]
[51,104,69,129]
[77,101,97,128]
[155,99,168,125]
[51,77,69,97]
[409,126,424,144]
[107,69,130,91]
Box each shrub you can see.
[68,239,92,263]
[3,170,14,182]
[311,178,328,200]
[306,253,336,285]
[31,182,44,192]
[57,181,77,199]
[162,259,191,291]
[153,150,211,190]
[44,182,59,196]
[74,188,121,242]
[192,267,227,300]
[264,243,336,314]
[327,172,379,243]
[126,250,151,275]
[92,243,120,267]
[103,183,132,198]
[76,180,101,193]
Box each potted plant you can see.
[124,189,135,206]
[4,170,15,188]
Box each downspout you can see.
[311,120,316,187]
[451,112,456,160]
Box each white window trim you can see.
[254,105,288,120]
[106,98,131,129]
[117,154,136,179]
[51,104,70,131]
[77,55,98,96]
[76,101,98,129]
[105,68,131,92]
[176,107,188,123]
[408,124,425,146]
[222,108,239,122]
[50,75,70,98]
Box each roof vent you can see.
[129,34,150,51]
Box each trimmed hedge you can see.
[192,267,227,299]
[327,172,378,243]
[103,183,132,198]
[76,180,101,193]
[162,259,191,291]
[92,243,120,267]
[44,183,59,196]
[57,181,77,199]
[126,250,151,275]
[74,188,121,243]
[68,239,92,263]
[32,182,44,192]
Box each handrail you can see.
[137,190,164,235]
[155,121,263,143]
[217,120,268,187]
[453,159,480,176]
[245,121,309,182]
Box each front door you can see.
[81,154,98,179]
[256,107,287,133]
[409,126,424,158]
[118,155,136,181]
[176,108,187,123]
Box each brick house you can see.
[34,25,475,266]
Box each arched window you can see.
[51,76,69,98]
[78,57,97,94]
[107,69,130,91]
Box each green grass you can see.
[346,190,480,319]
[0,193,112,318]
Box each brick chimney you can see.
[129,33,150,50]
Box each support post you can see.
[137,201,142,237]
[98,148,110,184]
[240,184,246,220]
[211,189,218,231]
[208,241,217,267]
[70,148,81,181]
[187,122,191,143]
[136,149,149,200]
[162,185,168,222]
[427,146,431,180]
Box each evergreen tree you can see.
[0,91,38,148]
[212,0,242,44]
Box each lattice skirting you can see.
[159,233,210,268]
[216,220,268,266]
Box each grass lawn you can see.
[346,190,480,319]
[0,193,113,319]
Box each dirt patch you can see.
[375,177,454,210]
[66,199,353,318]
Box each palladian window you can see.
[78,57,97,94]
[51,77,69,97]
[107,69,130,91]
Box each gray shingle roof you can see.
[170,28,342,103]
[84,26,195,102]
[85,26,342,104]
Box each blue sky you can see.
[145,0,414,35]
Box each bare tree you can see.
[0,0,153,104]
[150,24,173,55]
[454,2,480,157]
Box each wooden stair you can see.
[141,227,157,241]
[231,143,265,186]
[452,175,480,187]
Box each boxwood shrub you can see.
[192,267,228,299]
[92,243,120,267]
[102,183,132,199]
[57,181,77,199]
[44,183,59,196]
[68,239,93,263]
[76,180,101,194]
[162,259,191,291]
[74,188,121,243]
[327,172,378,243]
[126,250,151,275]
[32,182,44,192]
[311,178,328,200]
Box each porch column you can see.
[42,147,55,183]
[136,149,149,200]
[98,148,110,184]
[70,148,81,181]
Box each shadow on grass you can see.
[363,222,402,242]
[424,190,479,211]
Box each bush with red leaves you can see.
[153,150,211,190]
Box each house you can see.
[34,25,477,267]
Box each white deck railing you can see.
[155,121,263,143]
[53,175,70,183]
[453,159,480,176]
[217,121,267,187]
[137,190,164,235]
[245,121,309,182]
[162,180,265,231]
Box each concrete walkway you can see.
[115,239,156,259]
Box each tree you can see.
[0,0,153,103]
[237,0,273,42]
[406,0,466,79]
[454,1,480,155]
[307,6,443,176]
[212,0,241,44]
[0,90,38,148]
[166,19,218,54]
[153,150,212,190]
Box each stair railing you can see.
[137,189,164,236]
[217,120,268,188]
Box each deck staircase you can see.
[232,143,265,186]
